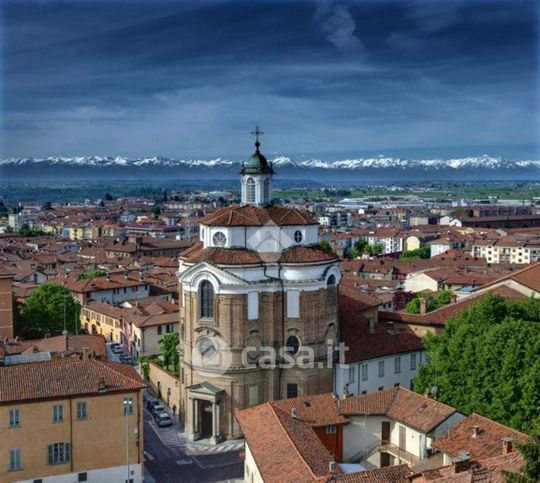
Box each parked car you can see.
[146,400,162,414]
[152,404,167,416]
[154,412,173,427]
[144,389,158,405]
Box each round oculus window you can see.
[197,337,217,360]
[213,231,227,247]
[285,335,300,355]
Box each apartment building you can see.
[471,238,540,264]
[0,359,145,483]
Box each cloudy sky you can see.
[1,0,538,160]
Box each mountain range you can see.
[2,154,539,183]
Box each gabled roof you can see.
[340,387,457,434]
[271,393,349,427]
[236,402,338,483]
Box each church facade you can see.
[178,133,341,441]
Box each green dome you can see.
[241,142,274,175]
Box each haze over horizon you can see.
[1,0,538,160]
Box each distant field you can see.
[0,180,539,204]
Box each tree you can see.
[41,201,52,210]
[367,243,384,256]
[79,270,107,280]
[350,239,369,258]
[400,245,431,260]
[507,422,540,482]
[393,291,417,311]
[104,192,114,201]
[414,294,540,432]
[21,284,81,338]
[18,224,45,237]
[150,206,161,219]
[319,240,334,254]
[159,332,179,372]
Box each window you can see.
[9,409,20,428]
[9,449,21,471]
[378,360,385,377]
[78,473,88,482]
[286,290,300,318]
[263,178,270,202]
[166,324,174,333]
[287,383,298,399]
[378,386,384,391]
[394,382,400,387]
[394,356,401,374]
[361,390,367,395]
[123,397,133,415]
[47,443,70,465]
[247,292,259,320]
[157,325,162,335]
[326,425,337,434]
[348,365,355,383]
[285,336,300,355]
[200,280,214,318]
[361,363,368,381]
[327,274,336,286]
[212,231,227,247]
[410,354,417,371]
[53,404,64,423]
[246,178,256,203]
[76,402,87,420]
[294,230,303,243]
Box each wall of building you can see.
[0,391,143,482]
[243,442,264,483]
[334,351,425,398]
[148,361,180,411]
[15,464,142,483]
[0,276,14,339]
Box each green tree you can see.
[21,284,81,338]
[414,294,540,432]
[41,201,52,210]
[18,224,45,237]
[319,240,334,254]
[150,206,161,219]
[350,239,369,258]
[507,421,540,482]
[159,332,179,372]
[79,270,107,280]
[367,243,384,256]
[138,356,151,382]
[400,245,431,260]
[104,192,114,201]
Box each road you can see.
[143,410,243,482]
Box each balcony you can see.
[378,443,421,467]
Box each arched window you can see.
[294,230,303,244]
[200,281,214,318]
[285,335,300,355]
[327,274,336,286]
[263,178,270,202]
[246,178,256,203]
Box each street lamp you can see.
[123,399,133,483]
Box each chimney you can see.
[82,347,90,359]
[451,293,458,303]
[472,425,480,439]
[419,298,428,315]
[32,345,40,353]
[452,451,471,474]
[291,407,298,419]
[501,437,513,455]
[97,377,107,393]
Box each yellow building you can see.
[0,359,145,483]
[80,302,124,343]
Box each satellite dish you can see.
[431,385,438,395]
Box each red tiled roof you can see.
[431,413,528,462]
[0,359,145,403]
[20,334,106,358]
[332,464,413,482]
[236,402,337,482]
[199,204,318,227]
[271,393,349,427]
[181,243,262,265]
[279,245,338,264]
[340,387,456,433]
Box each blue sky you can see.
[1,0,538,160]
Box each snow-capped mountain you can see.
[1,154,539,182]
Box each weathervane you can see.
[251,125,263,151]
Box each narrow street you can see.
[143,410,244,482]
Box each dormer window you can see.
[213,231,227,247]
[294,230,303,244]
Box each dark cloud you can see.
[0,0,537,159]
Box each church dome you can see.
[242,148,274,175]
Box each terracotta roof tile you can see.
[332,464,413,482]
[271,393,349,427]
[431,413,527,462]
[0,359,145,403]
